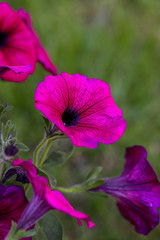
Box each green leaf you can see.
[16,143,29,152]
[5,221,17,240]
[42,115,52,130]
[14,229,36,239]
[41,138,73,175]
[86,166,103,181]
[3,120,12,141]
[33,212,63,240]
[5,221,36,240]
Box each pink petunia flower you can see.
[0,184,29,240]
[0,3,58,82]
[91,146,160,235]
[12,158,95,231]
[34,72,126,148]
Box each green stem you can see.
[33,133,67,168]
[37,139,52,167]
[55,186,75,193]
[33,138,48,165]
[37,135,67,168]
[55,185,85,193]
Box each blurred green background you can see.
[1,0,160,239]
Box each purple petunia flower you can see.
[12,158,95,231]
[0,3,57,82]
[0,184,29,240]
[34,72,126,148]
[91,146,160,235]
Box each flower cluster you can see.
[0,2,159,240]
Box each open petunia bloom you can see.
[0,184,29,240]
[0,2,57,82]
[91,146,160,235]
[12,158,95,231]
[34,72,126,148]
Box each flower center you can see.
[62,107,79,127]
[0,32,7,47]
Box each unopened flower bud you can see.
[5,144,19,157]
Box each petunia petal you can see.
[0,65,32,82]
[18,8,58,76]
[46,189,95,228]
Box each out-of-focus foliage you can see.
[1,0,160,239]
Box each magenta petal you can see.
[91,146,160,235]
[46,189,95,228]
[35,72,126,148]
[18,8,58,75]
[0,65,32,82]
[13,158,95,229]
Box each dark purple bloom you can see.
[91,146,160,235]
[0,184,29,240]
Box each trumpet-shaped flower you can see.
[12,158,95,231]
[0,3,57,82]
[34,72,126,148]
[91,146,160,235]
[0,184,28,240]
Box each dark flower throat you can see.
[62,107,79,127]
[0,32,7,47]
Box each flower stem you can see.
[34,133,66,168]
[33,138,48,165]
[37,135,66,168]
[55,186,75,193]
[37,139,52,167]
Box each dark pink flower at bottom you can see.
[0,184,29,240]
[12,159,95,231]
[91,146,160,235]
[34,72,126,148]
